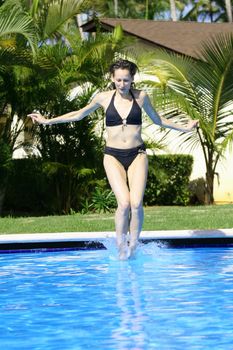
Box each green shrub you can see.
[144,154,193,206]
[80,179,117,214]
[4,158,49,215]
[0,141,12,185]
[0,141,13,215]
[91,187,116,213]
[4,154,193,215]
[4,159,109,215]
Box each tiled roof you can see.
[82,18,233,59]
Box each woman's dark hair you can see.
[109,59,138,77]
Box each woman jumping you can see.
[28,59,198,260]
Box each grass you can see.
[0,205,233,234]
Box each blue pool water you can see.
[1,241,233,350]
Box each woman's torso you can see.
[101,89,144,149]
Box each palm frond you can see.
[139,49,207,116]
[0,47,33,67]
[0,4,38,54]
[196,33,233,134]
[219,128,233,153]
[141,35,233,147]
[42,0,85,39]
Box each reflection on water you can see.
[111,262,148,350]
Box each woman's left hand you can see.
[184,120,199,132]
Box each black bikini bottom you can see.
[104,144,146,171]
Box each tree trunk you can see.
[225,0,232,22]
[170,0,177,21]
[205,168,215,205]
[145,0,149,19]
[114,0,118,17]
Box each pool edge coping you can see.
[1,228,233,243]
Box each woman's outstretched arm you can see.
[27,95,102,125]
[142,92,198,132]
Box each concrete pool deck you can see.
[1,229,233,252]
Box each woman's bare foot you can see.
[118,243,129,260]
[128,243,137,259]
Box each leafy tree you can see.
[0,140,12,214]
[89,0,189,20]
[29,86,102,214]
[0,0,90,153]
[0,0,39,214]
[0,0,126,214]
[183,0,232,22]
[140,33,233,204]
[24,23,126,214]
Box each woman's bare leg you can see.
[103,154,130,259]
[127,153,148,258]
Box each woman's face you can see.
[111,68,133,95]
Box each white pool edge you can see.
[0,228,233,244]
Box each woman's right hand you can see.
[27,112,49,125]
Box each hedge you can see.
[3,154,193,215]
[144,154,193,206]
[3,158,49,215]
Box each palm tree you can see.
[0,1,37,53]
[0,0,39,214]
[0,0,90,148]
[140,33,233,204]
[0,0,127,214]
[0,0,105,215]
[90,0,188,20]
[24,26,126,214]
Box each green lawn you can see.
[0,205,233,234]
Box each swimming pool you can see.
[1,242,233,349]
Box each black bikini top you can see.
[105,90,142,127]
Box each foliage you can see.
[2,0,232,215]
[0,0,125,142]
[0,0,86,152]
[81,186,117,214]
[3,158,48,215]
[0,0,127,216]
[0,140,13,214]
[0,0,38,53]
[29,84,106,215]
[88,0,231,22]
[4,158,104,215]
[182,0,230,22]
[4,155,192,215]
[0,140,12,190]
[140,33,233,204]
[144,154,193,206]
[28,85,107,214]
[90,0,190,20]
